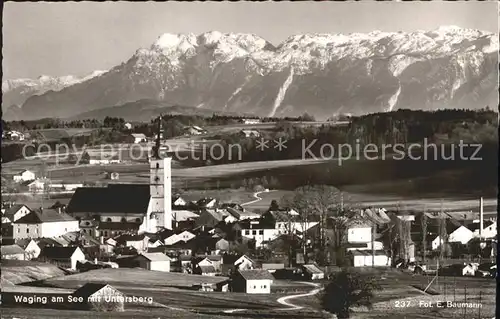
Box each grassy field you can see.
[43,268,228,289]
[295,268,496,319]
[1,260,69,287]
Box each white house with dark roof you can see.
[136,252,172,272]
[233,269,274,294]
[469,220,497,239]
[164,230,195,246]
[38,246,85,270]
[13,208,79,240]
[431,220,474,250]
[16,238,41,259]
[2,204,32,222]
[1,244,26,260]
[13,170,35,182]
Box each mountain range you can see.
[3,26,498,121]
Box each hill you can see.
[65,99,252,121]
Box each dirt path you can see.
[223,281,322,314]
[241,189,275,206]
[275,282,322,310]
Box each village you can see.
[1,157,497,314]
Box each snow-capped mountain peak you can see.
[5,27,498,120]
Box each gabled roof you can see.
[14,209,76,224]
[36,237,65,248]
[173,210,199,222]
[40,246,81,259]
[73,283,120,298]
[197,265,216,273]
[99,221,141,231]
[1,244,26,256]
[137,252,172,262]
[116,233,148,243]
[467,220,495,232]
[3,204,30,219]
[238,269,274,281]
[302,264,324,274]
[15,238,37,250]
[67,184,150,215]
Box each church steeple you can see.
[148,113,172,231]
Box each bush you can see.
[320,270,382,319]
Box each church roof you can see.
[67,184,150,214]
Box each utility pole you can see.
[372,222,375,267]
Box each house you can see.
[240,130,260,138]
[261,263,285,273]
[173,196,187,207]
[241,227,279,247]
[242,119,261,125]
[27,179,46,193]
[469,220,497,239]
[83,150,121,165]
[128,133,147,144]
[221,254,257,275]
[136,252,172,272]
[346,216,374,244]
[38,246,86,270]
[5,130,25,141]
[232,269,274,294]
[13,208,80,240]
[2,204,32,222]
[124,122,133,130]
[194,255,223,272]
[225,207,259,220]
[183,126,206,136]
[197,198,218,209]
[193,264,217,276]
[195,209,226,229]
[301,264,325,280]
[431,221,474,250]
[215,238,229,251]
[13,170,36,182]
[72,283,125,311]
[16,238,41,259]
[350,250,391,267]
[79,219,100,238]
[1,244,26,260]
[164,230,196,246]
[116,234,149,252]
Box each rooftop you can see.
[1,244,26,256]
[67,184,150,215]
[14,209,76,224]
[40,246,80,259]
[238,269,275,281]
[138,252,172,262]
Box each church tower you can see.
[149,157,172,230]
[149,114,172,230]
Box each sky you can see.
[3,1,498,79]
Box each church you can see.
[66,116,173,236]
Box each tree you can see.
[420,212,428,263]
[321,270,382,319]
[281,185,345,265]
[269,200,280,211]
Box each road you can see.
[275,282,322,310]
[223,281,323,314]
[240,189,276,207]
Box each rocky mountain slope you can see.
[6,26,499,120]
[2,71,106,114]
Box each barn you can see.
[232,269,274,294]
[72,283,125,311]
[136,252,172,272]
